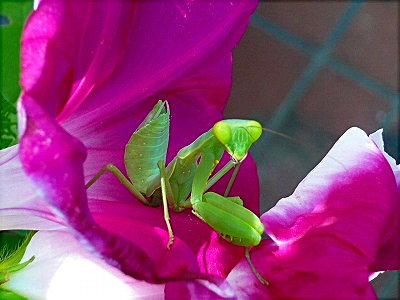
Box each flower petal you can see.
[225,127,399,299]
[3,230,165,300]
[227,239,377,300]
[262,127,399,264]
[19,97,168,282]
[0,145,62,230]
[16,0,260,285]
[21,0,257,125]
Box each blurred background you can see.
[225,2,399,298]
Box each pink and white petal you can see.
[3,230,165,300]
[261,127,399,264]
[0,145,62,230]
[226,238,377,300]
[223,127,399,299]
[19,97,162,282]
[223,128,399,299]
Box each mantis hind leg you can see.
[85,164,150,206]
[157,160,175,249]
[245,247,269,286]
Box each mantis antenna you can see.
[258,126,348,171]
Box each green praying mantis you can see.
[86,100,268,284]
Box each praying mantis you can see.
[86,100,268,284]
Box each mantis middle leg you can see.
[86,163,177,249]
[85,164,150,205]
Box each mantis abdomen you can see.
[124,103,170,196]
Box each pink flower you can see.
[1,0,259,297]
[1,0,399,299]
[225,128,400,299]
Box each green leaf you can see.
[0,0,33,101]
[0,0,33,149]
[0,256,35,284]
[0,232,36,287]
[0,231,36,270]
[0,231,30,255]
[0,288,28,300]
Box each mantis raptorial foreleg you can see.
[204,160,236,192]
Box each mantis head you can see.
[213,120,262,162]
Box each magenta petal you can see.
[21,0,129,118]
[21,0,257,124]
[21,0,260,217]
[225,128,399,299]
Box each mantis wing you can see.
[124,101,170,196]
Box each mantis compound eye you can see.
[213,121,232,145]
[246,120,262,143]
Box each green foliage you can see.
[0,231,29,256]
[0,288,28,300]
[0,0,33,149]
[0,231,36,270]
[0,5,35,297]
[0,231,36,285]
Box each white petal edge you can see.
[3,230,165,300]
